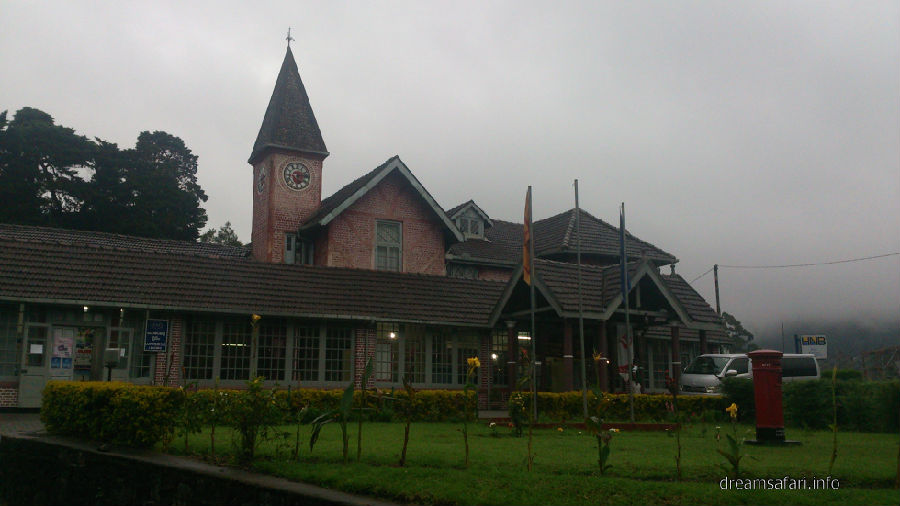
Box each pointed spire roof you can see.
[249,47,328,164]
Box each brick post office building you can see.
[0,47,730,408]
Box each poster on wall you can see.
[74,328,95,371]
[51,334,73,369]
[144,319,169,352]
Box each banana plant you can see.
[356,358,375,461]
[309,376,355,462]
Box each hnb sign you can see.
[798,334,827,359]
[144,319,169,352]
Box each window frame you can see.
[374,220,402,272]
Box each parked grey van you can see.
[680,353,819,395]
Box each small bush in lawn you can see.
[227,377,281,465]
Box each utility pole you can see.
[713,264,721,315]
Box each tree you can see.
[0,107,93,226]
[199,221,243,246]
[722,312,755,352]
[126,131,208,240]
[0,108,209,241]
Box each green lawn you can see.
[167,422,899,505]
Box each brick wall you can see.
[478,267,513,282]
[251,152,324,263]
[152,317,183,387]
[353,326,376,389]
[0,385,17,408]
[324,171,446,275]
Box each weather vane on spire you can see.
[286,27,294,47]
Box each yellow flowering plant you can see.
[717,402,746,476]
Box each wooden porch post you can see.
[670,325,681,388]
[699,329,708,355]
[563,319,574,391]
[599,321,609,392]
[506,320,518,392]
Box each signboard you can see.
[144,319,169,352]
[798,334,827,359]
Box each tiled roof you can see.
[527,260,723,330]
[249,47,327,163]
[643,326,730,342]
[447,220,522,263]
[301,156,396,227]
[0,224,251,259]
[534,209,676,263]
[0,232,505,326]
[448,209,677,265]
[446,201,470,218]
[534,259,638,313]
[660,274,723,325]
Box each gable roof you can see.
[448,209,677,266]
[249,47,328,164]
[446,200,492,225]
[299,156,464,242]
[489,258,722,330]
[0,223,251,259]
[0,228,505,327]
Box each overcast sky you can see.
[2,1,898,337]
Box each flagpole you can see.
[575,180,588,421]
[621,202,635,423]
[528,187,538,421]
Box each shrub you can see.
[41,381,182,448]
[722,377,899,433]
[834,369,863,381]
[721,377,755,421]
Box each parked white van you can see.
[680,353,819,395]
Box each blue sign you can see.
[144,319,169,352]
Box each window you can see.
[431,328,453,384]
[375,323,400,382]
[456,209,484,239]
[257,320,287,381]
[220,321,252,380]
[325,326,353,382]
[375,221,401,271]
[456,332,480,385]
[404,326,426,383]
[107,328,132,370]
[285,233,296,264]
[729,357,749,375]
[491,329,508,387]
[448,264,479,279]
[184,319,216,380]
[292,325,320,382]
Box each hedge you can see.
[41,381,183,448]
[41,382,730,448]
[722,377,900,433]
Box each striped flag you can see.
[523,186,532,285]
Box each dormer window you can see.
[456,209,484,239]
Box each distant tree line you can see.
[0,107,208,240]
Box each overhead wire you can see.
[688,252,900,285]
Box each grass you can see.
[166,421,899,505]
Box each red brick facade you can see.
[152,318,183,387]
[0,383,17,408]
[251,152,324,263]
[322,171,446,275]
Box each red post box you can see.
[748,349,785,442]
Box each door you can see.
[18,324,50,408]
[106,327,132,381]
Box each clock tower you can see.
[249,45,328,263]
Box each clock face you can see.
[256,167,267,193]
[282,162,311,191]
